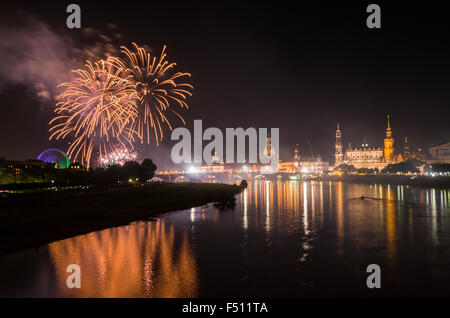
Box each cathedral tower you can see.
[335,124,343,166]
[403,137,410,159]
[294,144,300,162]
[265,131,272,157]
[384,115,394,162]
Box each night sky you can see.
[1,1,449,168]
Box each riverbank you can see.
[0,182,243,256]
[323,175,450,189]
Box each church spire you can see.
[386,114,392,137]
[384,114,394,161]
[335,123,343,166]
[294,144,300,162]
[266,133,272,156]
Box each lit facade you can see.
[344,145,385,169]
[297,157,329,174]
[335,115,396,170]
[429,142,450,164]
[280,143,330,174]
[260,133,279,174]
[334,124,343,165]
[198,152,225,173]
[384,115,394,162]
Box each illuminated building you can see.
[69,162,85,170]
[335,115,396,170]
[198,152,225,173]
[294,144,301,163]
[279,146,329,174]
[429,142,450,164]
[397,137,426,162]
[3,159,56,178]
[277,161,297,173]
[403,137,410,160]
[384,115,395,162]
[6,159,55,170]
[297,156,329,174]
[260,131,279,174]
[344,143,384,169]
[334,124,343,165]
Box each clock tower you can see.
[384,115,394,162]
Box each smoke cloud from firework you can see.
[0,14,73,105]
[0,13,123,107]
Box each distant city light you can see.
[187,166,198,174]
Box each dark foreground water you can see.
[0,181,449,297]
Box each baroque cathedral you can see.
[334,115,395,170]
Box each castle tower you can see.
[335,124,343,166]
[384,115,395,162]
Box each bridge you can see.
[155,170,302,183]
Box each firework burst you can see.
[107,43,193,145]
[49,59,138,168]
[99,148,138,167]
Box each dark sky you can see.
[0,1,449,167]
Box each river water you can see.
[1,181,449,297]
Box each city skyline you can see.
[1,0,450,304]
[0,112,440,166]
[0,2,449,164]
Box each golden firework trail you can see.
[107,43,193,145]
[49,60,138,168]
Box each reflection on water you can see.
[47,219,197,298]
[0,181,450,297]
[0,219,197,298]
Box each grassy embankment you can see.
[0,182,243,256]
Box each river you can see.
[0,181,449,297]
